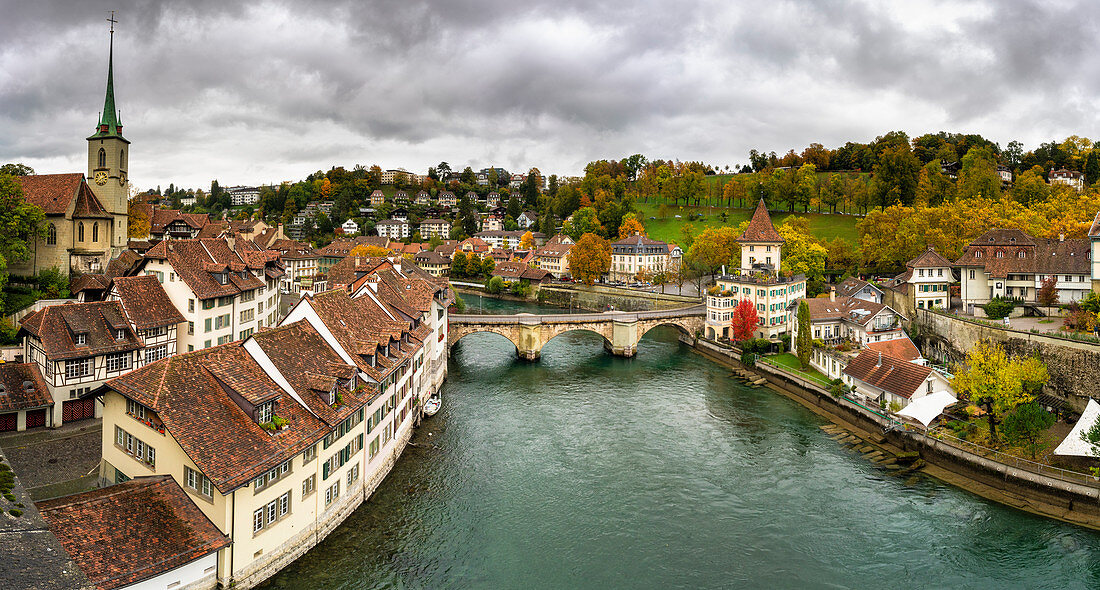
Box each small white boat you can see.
[423,395,441,417]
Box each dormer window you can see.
[975,250,983,259]
[115,328,126,340]
[74,333,87,346]
[216,272,228,285]
[256,401,273,425]
[366,354,375,367]
[996,251,1004,258]
[1017,251,1025,259]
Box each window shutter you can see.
[323,462,330,480]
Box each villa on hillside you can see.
[705,200,807,341]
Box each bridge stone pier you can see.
[449,305,705,361]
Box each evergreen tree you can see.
[796,301,812,369]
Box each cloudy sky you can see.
[2,0,1098,190]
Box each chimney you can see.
[1059,233,1065,242]
[830,287,836,302]
[876,351,882,367]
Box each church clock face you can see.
[94,170,108,185]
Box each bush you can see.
[35,268,70,299]
[485,276,505,294]
[982,296,1018,320]
[8,509,22,517]
[778,334,791,354]
[740,351,756,368]
[0,319,16,346]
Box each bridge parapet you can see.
[449,305,705,360]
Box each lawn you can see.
[760,353,832,386]
[635,202,861,246]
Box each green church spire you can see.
[92,11,124,139]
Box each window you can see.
[241,289,255,302]
[46,224,56,245]
[215,314,230,329]
[302,445,316,463]
[253,508,265,533]
[1018,251,1025,259]
[144,326,166,338]
[303,475,316,498]
[202,299,215,310]
[239,328,253,340]
[189,299,195,313]
[78,222,85,242]
[105,352,130,372]
[240,308,254,323]
[184,466,213,499]
[114,426,155,468]
[74,333,87,346]
[92,222,99,242]
[256,402,273,425]
[115,328,125,340]
[970,270,975,280]
[146,344,168,363]
[65,358,92,379]
[205,318,212,333]
[97,148,106,168]
[218,296,234,307]
[347,464,360,486]
[325,481,340,507]
[188,321,194,335]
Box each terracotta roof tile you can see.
[38,476,231,590]
[843,349,932,399]
[866,336,922,362]
[143,238,268,300]
[20,301,143,360]
[739,199,784,243]
[110,275,185,330]
[14,173,84,215]
[0,363,52,413]
[906,247,952,268]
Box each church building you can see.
[11,27,130,277]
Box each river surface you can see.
[260,298,1100,589]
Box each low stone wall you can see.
[912,308,1100,413]
[538,285,698,312]
[689,338,1100,530]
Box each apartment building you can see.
[419,218,451,240]
[375,219,410,240]
[137,238,284,352]
[532,234,573,278]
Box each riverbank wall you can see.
[688,338,1100,531]
[911,308,1100,414]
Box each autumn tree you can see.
[0,173,45,297]
[562,207,602,241]
[730,298,758,341]
[777,217,827,281]
[349,244,392,257]
[568,232,611,285]
[951,340,1049,442]
[796,301,812,369]
[450,251,468,278]
[519,231,535,250]
[1036,275,1059,312]
[128,201,150,238]
[617,213,646,239]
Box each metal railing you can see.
[450,304,706,325]
[920,430,1098,487]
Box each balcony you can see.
[715,269,806,287]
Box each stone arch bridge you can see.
[449,304,706,360]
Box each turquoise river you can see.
[259,298,1100,589]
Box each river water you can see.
[260,298,1100,589]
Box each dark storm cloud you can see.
[2,0,1099,188]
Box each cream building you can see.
[609,235,672,283]
[705,200,806,341]
[889,248,954,311]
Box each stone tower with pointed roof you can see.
[738,199,785,272]
[86,17,130,256]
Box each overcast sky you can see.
[2,0,1098,190]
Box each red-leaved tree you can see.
[730,298,758,341]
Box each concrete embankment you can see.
[689,337,1100,531]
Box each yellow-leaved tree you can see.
[350,244,392,257]
[617,213,646,239]
[567,232,611,285]
[519,231,535,250]
[951,340,1049,443]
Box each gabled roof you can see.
[866,336,922,363]
[835,277,882,298]
[799,296,903,327]
[20,301,142,360]
[143,238,267,300]
[0,363,52,413]
[38,476,231,590]
[14,173,105,216]
[106,341,327,492]
[954,229,1089,277]
[907,247,952,269]
[739,199,784,243]
[843,350,932,399]
[110,275,185,330]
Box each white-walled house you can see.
[340,219,359,234]
[956,228,1091,314]
[835,277,884,304]
[790,292,907,354]
[842,349,952,409]
[137,237,284,352]
[894,248,954,311]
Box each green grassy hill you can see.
[635,202,861,246]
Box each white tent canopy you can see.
[897,391,958,428]
[1053,398,1100,457]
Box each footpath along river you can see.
[260,298,1100,589]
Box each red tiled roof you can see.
[739,199,784,243]
[20,301,142,360]
[954,228,1089,278]
[906,247,952,269]
[107,341,327,492]
[800,295,900,326]
[38,476,231,590]
[843,349,932,399]
[143,238,267,300]
[0,363,52,413]
[866,336,922,363]
[110,275,185,330]
[14,173,84,215]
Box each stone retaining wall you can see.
[690,338,1100,530]
[911,309,1100,413]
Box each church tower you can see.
[87,13,130,254]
